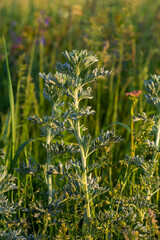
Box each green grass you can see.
[0,0,160,239]
[3,36,15,165]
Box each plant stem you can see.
[46,128,53,237]
[147,117,160,201]
[74,87,91,222]
[130,103,135,159]
[112,41,123,125]
[154,118,160,151]
[151,117,160,172]
[46,128,52,204]
[39,40,44,114]
[130,99,138,197]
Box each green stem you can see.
[105,54,116,126]
[74,88,91,222]
[151,117,160,172]
[130,101,136,196]
[30,175,37,238]
[131,104,134,159]
[39,40,44,113]
[116,165,129,214]
[147,117,160,201]
[46,128,53,238]
[154,118,160,151]
[46,128,52,204]
[112,42,123,125]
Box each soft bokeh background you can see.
[1,0,160,182]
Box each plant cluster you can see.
[1,0,160,239]
[1,0,160,183]
[1,47,160,239]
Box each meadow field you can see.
[0,0,160,239]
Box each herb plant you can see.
[29,49,122,237]
[3,49,159,239]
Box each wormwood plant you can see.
[0,150,23,239]
[117,75,160,239]
[29,50,122,237]
[92,77,160,239]
[130,75,160,203]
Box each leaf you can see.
[0,112,10,142]
[104,122,131,133]
[9,137,46,174]
[3,36,16,161]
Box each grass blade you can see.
[3,36,15,163]
[104,121,131,133]
[9,137,46,174]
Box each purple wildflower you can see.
[44,17,50,26]
[40,37,46,46]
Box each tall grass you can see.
[1,0,160,181]
[3,36,15,166]
[0,0,160,238]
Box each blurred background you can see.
[1,0,160,179]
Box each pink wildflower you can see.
[125,90,141,97]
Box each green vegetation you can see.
[0,0,160,239]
